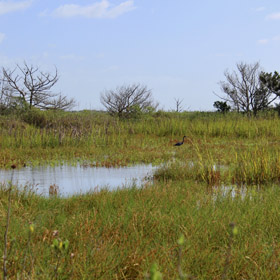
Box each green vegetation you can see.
[1,110,280,171]
[2,110,280,279]
[2,181,280,279]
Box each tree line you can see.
[1,61,280,118]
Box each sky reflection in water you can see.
[0,164,156,196]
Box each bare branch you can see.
[2,62,75,110]
[174,98,184,112]
[218,62,277,115]
[100,83,157,118]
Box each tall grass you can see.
[1,110,280,168]
[154,141,280,186]
[1,111,280,149]
[1,181,280,279]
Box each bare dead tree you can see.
[0,75,17,112]
[100,83,158,118]
[0,78,5,107]
[218,62,278,115]
[174,98,184,112]
[2,62,76,110]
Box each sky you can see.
[0,0,280,111]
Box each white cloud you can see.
[0,0,32,15]
[266,12,280,20]
[273,35,280,41]
[53,0,135,19]
[257,35,280,45]
[105,0,135,18]
[0,32,5,43]
[258,39,269,45]
[255,7,265,12]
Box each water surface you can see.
[0,164,156,196]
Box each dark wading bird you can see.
[174,136,186,146]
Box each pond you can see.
[0,164,157,196]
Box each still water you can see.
[0,164,156,196]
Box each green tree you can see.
[219,62,278,115]
[259,71,280,97]
[213,101,231,113]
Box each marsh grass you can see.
[2,181,280,279]
[1,110,280,169]
[154,137,280,186]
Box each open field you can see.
[1,111,280,279]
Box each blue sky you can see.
[0,0,280,111]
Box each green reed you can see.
[1,110,280,169]
[154,136,280,186]
[2,180,280,279]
